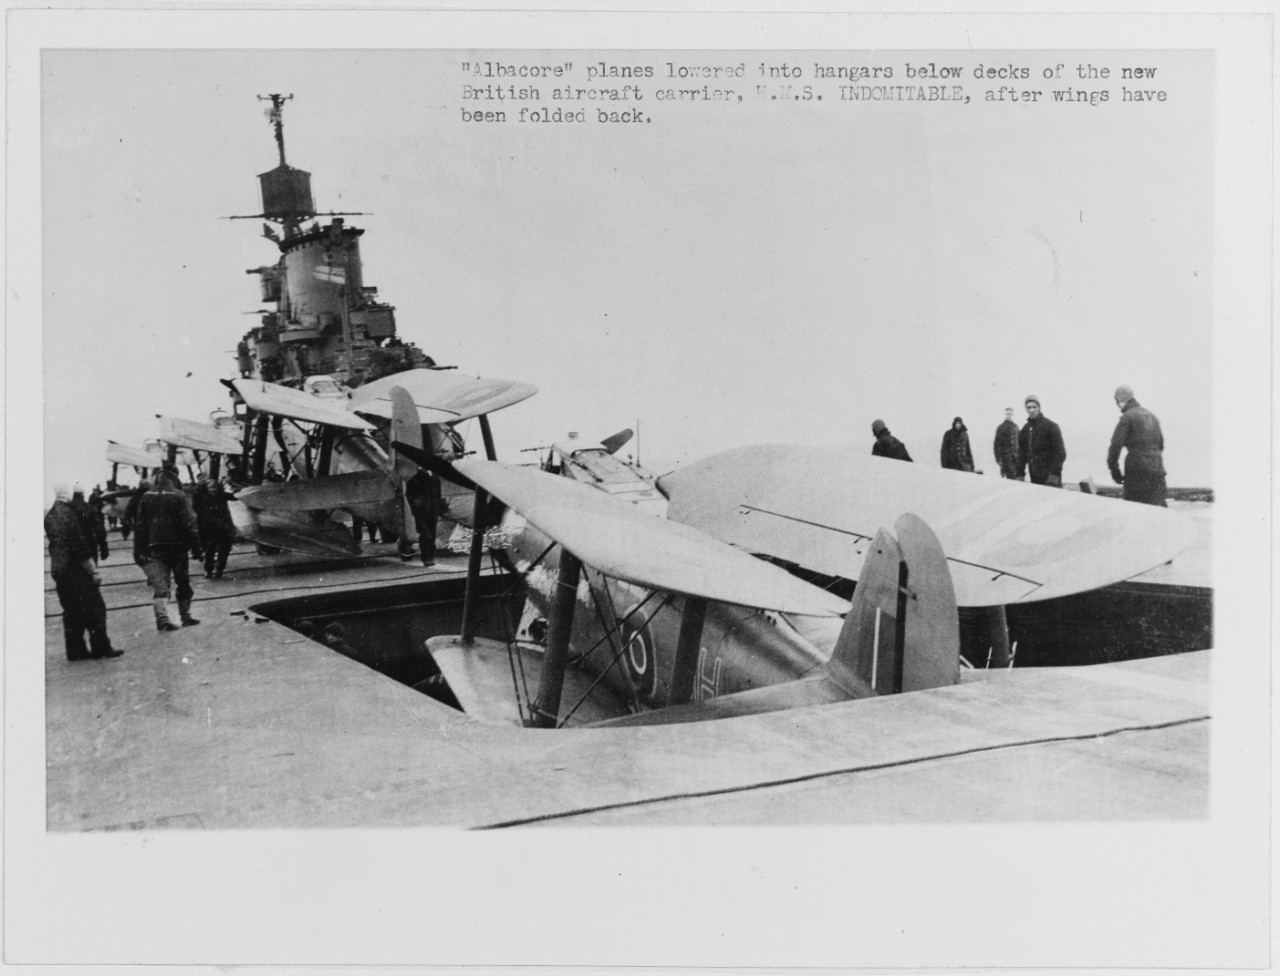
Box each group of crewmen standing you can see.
[870,384,1169,507]
[45,466,240,662]
[45,457,440,661]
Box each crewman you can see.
[404,468,443,567]
[1016,395,1066,487]
[993,407,1020,478]
[1107,384,1168,507]
[871,419,913,461]
[193,476,236,578]
[135,467,203,631]
[45,484,123,661]
[940,417,975,472]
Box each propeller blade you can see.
[391,440,477,491]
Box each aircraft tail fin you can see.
[388,386,422,480]
[600,428,634,455]
[388,385,422,542]
[825,513,959,696]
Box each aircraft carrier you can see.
[44,97,1214,830]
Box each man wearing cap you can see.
[1016,395,1066,487]
[870,419,913,462]
[135,467,203,631]
[1107,385,1168,507]
[45,485,123,661]
[993,407,1021,479]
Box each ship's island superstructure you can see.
[233,94,432,388]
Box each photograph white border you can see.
[5,4,1272,969]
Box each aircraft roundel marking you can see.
[625,629,648,677]
[619,615,656,700]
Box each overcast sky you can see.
[41,47,1212,493]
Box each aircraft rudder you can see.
[825,514,961,696]
[893,513,961,692]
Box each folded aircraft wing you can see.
[347,368,538,425]
[659,445,1199,606]
[106,440,162,468]
[235,469,396,512]
[231,379,376,431]
[455,458,848,617]
[158,416,244,455]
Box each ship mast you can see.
[260,93,292,169]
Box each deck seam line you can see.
[472,714,1210,829]
[45,570,453,617]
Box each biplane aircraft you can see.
[101,437,204,522]
[399,434,1198,729]
[101,441,161,524]
[156,414,245,479]
[224,368,536,556]
[106,438,197,476]
[101,418,246,523]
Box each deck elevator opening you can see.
[253,574,526,711]
[252,568,1211,725]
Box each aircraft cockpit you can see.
[302,375,348,400]
[562,447,639,485]
[555,440,667,515]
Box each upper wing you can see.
[106,439,196,468]
[106,440,161,468]
[347,368,538,425]
[158,416,244,455]
[231,379,376,431]
[455,458,848,617]
[659,444,1198,606]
